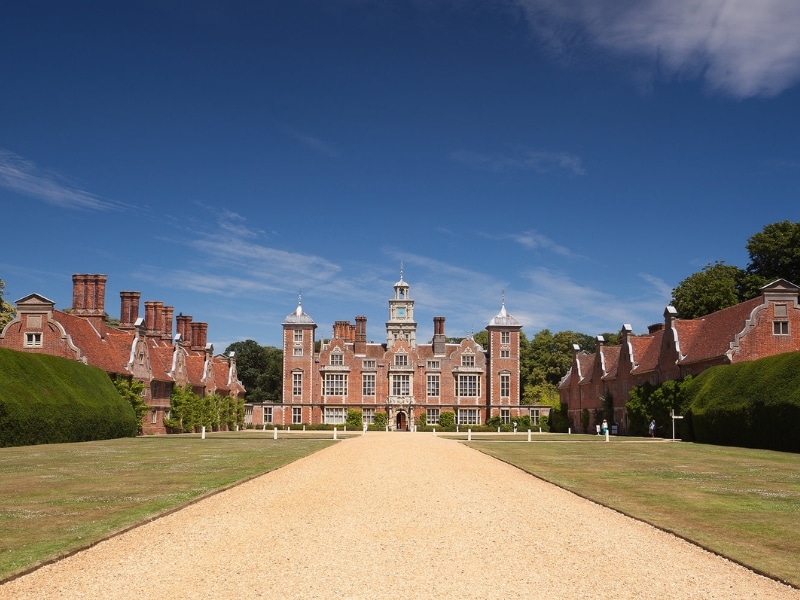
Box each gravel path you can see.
[1,433,797,599]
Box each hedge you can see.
[683,351,800,453]
[0,347,137,447]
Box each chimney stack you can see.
[191,321,207,351]
[176,314,192,346]
[119,291,141,330]
[433,316,446,355]
[355,316,367,355]
[162,305,174,341]
[72,274,107,329]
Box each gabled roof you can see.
[630,330,663,375]
[600,345,621,379]
[677,297,762,365]
[54,310,131,374]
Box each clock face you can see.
[397,307,406,318]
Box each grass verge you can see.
[463,434,800,587]
[0,431,337,582]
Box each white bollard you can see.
[528,429,531,442]
[498,427,501,433]
[433,428,436,435]
[201,426,206,439]
[605,430,610,442]
[333,427,338,440]
[468,429,472,441]
[539,427,542,433]
[303,425,306,432]
[568,428,571,435]
[273,427,278,440]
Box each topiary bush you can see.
[683,352,800,452]
[0,347,137,447]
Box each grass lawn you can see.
[0,431,338,582]
[461,433,800,588]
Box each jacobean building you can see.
[559,279,800,434]
[0,274,244,434]
[273,272,531,429]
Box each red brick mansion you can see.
[260,272,537,430]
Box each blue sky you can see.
[2,0,799,350]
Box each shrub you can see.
[683,353,800,452]
[373,411,388,429]
[0,347,137,447]
[346,409,363,429]
[439,411,455,430]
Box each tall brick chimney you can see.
[72,274,107,329]
[176,314,192,346]
[162,305,174,341]
[119,291,141,330]
[144,301,157,335]
[191,322,208,351]
[355,316,367,355]
[152,302,164,337]
[433,316,446,355]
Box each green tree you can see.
[472,329,488,348]
[671,262,751,319]
[746,220,800,285]
[439,410,455,429]
[113,376,148,435]
[164,384,200,433]
[522,381,560,409]
[346,409,363,429]
[373,411,388,429]
[225,340,283,402]
[625,378,691,437]
[0,278,15,331]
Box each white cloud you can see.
[505,230,575,257]
[0,149,120,211]
[452,148,585,175]
[516,0,800,98]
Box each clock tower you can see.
[386,266,417,348]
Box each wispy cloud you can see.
[0,148,120,211]
[279,125,340,157]
[516,0,800,98]
[452,148,586,175]
[505,230,575,257]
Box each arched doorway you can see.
[396,411,407,431]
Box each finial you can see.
[400,261,404,282]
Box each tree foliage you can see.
[113,376,148,435]
[670,222,800,320]
[746,220,800,285]
[164,384,243,433]
[671,262,751,319]
[225,340,283,402]
[0,278,15,331]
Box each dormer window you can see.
[461,354,475,367]
[24,332,42,347]
[331,353,343,366]
[773,321,789,335]
[395,353,408,367]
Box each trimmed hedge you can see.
[0,347,137,447]
[683,351,800,452]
